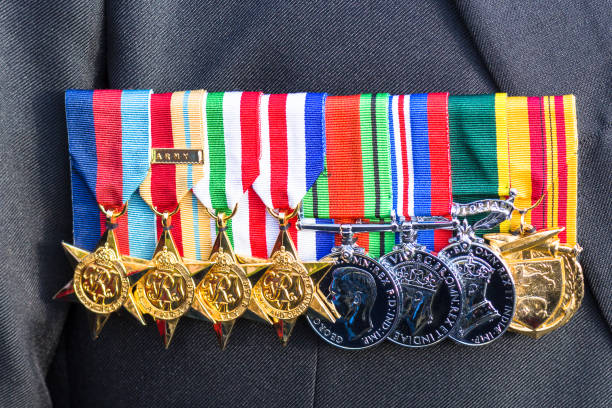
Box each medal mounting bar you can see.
[450,189,518,232]
[296,219,457,234]
[151,148,204,164]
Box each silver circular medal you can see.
[307,251,402,350]
[438,240,515,346]
[380,246,462,348]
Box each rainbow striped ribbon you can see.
[68,90,578,260]
[139,90,213,259]
[227,93,329,260]
[67,89,152,256]
[507,95,578,245]
[449,93,511,233]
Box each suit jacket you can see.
[0,1,610,407]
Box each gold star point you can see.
[129,225,199,348]
[189,226,273,349]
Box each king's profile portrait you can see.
[328,267,377,341]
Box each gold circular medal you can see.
[73,244,130,314]
[135,246,194,320]
[508,245,583,338]
[253,247,314,320]
[487,231,584,338]
[195,249,251,322]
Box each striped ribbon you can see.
[507,95,578,245]
[228,93,329,260]
[303,94,392,221]
[139,90,213,259]
[386,93,453,252]
[67,89,151,255]
[68,90,578,260]
[449,93,511,233]
[253,93,327,210]
[192,91,262,214]
[228,188,335,261]
[300,94,393,258]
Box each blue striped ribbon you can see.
[66,89,154,256]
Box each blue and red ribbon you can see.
[389,93,452,252]
[66,89,154,257]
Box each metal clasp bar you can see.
[296,217,457,234]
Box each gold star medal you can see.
[133,89,213,347]
[131,206,196,348]
[243,91,337,344]
[190,207,272,349]
[250,208,339,345]
[57,89,155,338]
[54,204,146,339]
[187,90,269,348]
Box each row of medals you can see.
[57,193,583,350]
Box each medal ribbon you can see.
[67,89,151,254]
[139,90,213,258]
[229,189,335,261]
[253,93,327,210]
[449,93,510,200]
[301,94,392,258]
[449,93,511,232]
[303,93,392,220]
[192,91,261,215]
[231,93,327,259]
[388,93,452,252]
[191,91,261,253]
[507,95,577,245]
[171,91,214,260]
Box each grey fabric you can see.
[0,2,105,407]
[0,1,609,407]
